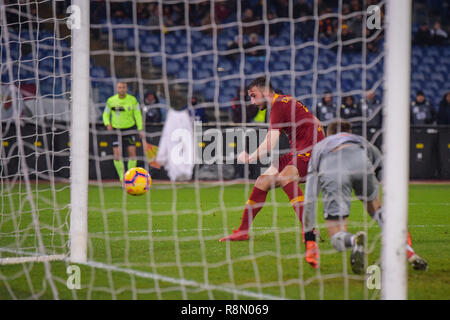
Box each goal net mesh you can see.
[0,0,385,300]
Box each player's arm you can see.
[103,99,112,130]
[133,98,145,139]
[367,142,383,182]
[239,129,280,163]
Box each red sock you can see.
[282,181,304,221]
[238,186,268,232]
[282,181,305,239]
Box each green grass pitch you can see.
[0,182,449,300]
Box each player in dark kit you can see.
[220,77,325,242]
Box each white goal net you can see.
[0,0,402,301]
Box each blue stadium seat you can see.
[275,49,291,62]
[295,56,313,71]
[341,70,355,82]
[221,78,241,90]
[194,56,214,73]
[152,55,162,67]
[269,60,289,72]
[341,55,351,66]
[112,17,133,25]
[193,82,207,93]
[140,42,156,53]
[317,79,334,92]
[244,60,257,74]
[140,31,161,45]
[137,18,150,26]
[427,46,440,57]
[422,56,435,66]
[433,64,448,73]
[217,37,231,51]
[40,77,63,95]
[219,85,236,103]
[193,68,213,80]
[165,44,177,54]
[296,87,311,97]
[201,36,213,50]
[417,64,432,74]
[412,72,425,82]
[270,36,290,47]
[91,66,107,78]
[317,62,330,71]
[323,71,337,81]
[39,57,56,72]
[410,81,421,93]
[126,37,136,50]
[217,58,234,75]
[177,69,188,80]
[203,82,216,101]
[113,27,133,42]
[166,60,180,75]
[173,30,187,42]
[296,46,314,59]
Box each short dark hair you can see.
[327,120,352,135]
[247,77,274,92]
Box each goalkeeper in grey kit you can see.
[302,121,428,274]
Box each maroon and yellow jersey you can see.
[269,94,325,157]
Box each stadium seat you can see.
[269,60,289,72]
[193,82,207,93]
[177,69,188,80]
[142,33,161,46]
[39,57,56,72]
[219,87,236,104]
[296,87,311,97]
[203,82,216,101]
[140,42,156,53]
[91,66,107,78]
[270,36,290,47]
[433,64,448,74]
[341,70,355,81]
[112,27,133,42]
[217,59,234,75]
[194,68,213,80]
[201,36,213,50]
[295,57,313,71]
[166,60,180,75]
[431,73,446,83]
[137,18,149,26]
[152,55,162,67]
[422,56,435,66]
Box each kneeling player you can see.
[302,121,427,273]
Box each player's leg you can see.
[325,216,366,274]
[112,133,125,182]
[127,144,137,169]
[277,163,306,237]
[357,167,428,270]
[219,166,280,242]
[322,147,366,273]
[125,133,138,170]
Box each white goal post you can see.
[382,0,412,300]
[69,0,90,264]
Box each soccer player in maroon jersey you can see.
[220,77,325,242]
